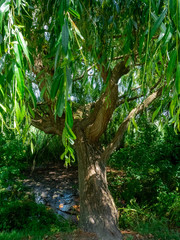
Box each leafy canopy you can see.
[0,0,180,163]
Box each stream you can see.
[23,164,79,223]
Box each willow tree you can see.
[0,0,179,239]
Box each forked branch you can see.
[102,86,163,163]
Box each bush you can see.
[0,200,67,231]
[108,120,180,227]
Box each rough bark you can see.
[74,127,123,240]
[84,60,129,142]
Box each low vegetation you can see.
[0,119,179,239]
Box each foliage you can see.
[0,0,180,164]
[0,130,74,238]
[0,199,72,232]
[108,119,180,227]
[0,130,29,169]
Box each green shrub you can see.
[108,120,180,227]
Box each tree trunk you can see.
[74,129,123,240]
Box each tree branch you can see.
[101,86,163,163]
[83,59,129,142]
[31,109,65,136]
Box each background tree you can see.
[0,0,179,239]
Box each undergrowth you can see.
[108,120,180,239]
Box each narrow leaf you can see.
[152,105,161,122]
[65,122,76,140]
[14,43,23,68]
[175,63,180,94]
[0,103,6,112]
[16,0,21,15]
[14,64,24,99]
[131,117,138,130]
[56,92,65,117]
[166,50,177,85]
[16,29,31,64]
[62,19,69,55]
[0,0,10,13]
[170,97,177,117]
[66,67,72,92]
[68,7,80,19]
[67,102,73,128]
[50,73,62,99]
[150,9,167,40]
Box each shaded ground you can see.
[41,229,154,240]
[23,164,79,222]
[23,165,177,240]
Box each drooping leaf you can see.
[0,103,6,112]
[14,43,23,68]
[66,67,72,92]
[40,86,46,99]
[65,122,76,140]
[131,117,138,130]
[62,19,69,55]
[152,105,161,122]
[14,63,24,99]
[56,92,65,117]
[50,73,62,99]
[67,102,73,128]
[26,86,37,108]
[16,29,31,64]
[178,0,180,31]
[170,96,177,117]
[16,0,21,15]
[166,50,177,85]
[0,0,10,13]
[15,100,21,123]
[28,104,35,118]
[150,9,167,40]
[175,63,180,94]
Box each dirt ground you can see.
[42,229,155,240]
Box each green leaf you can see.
[166,50,177,85]
[67,102,73,128]
[54,44,60,70]
[16,29,31,64]
[56,92,65,117]
[16,0,21,15]
[0,103,6,112]
[175,63,180,94]
[131,117,138,130]
[30,140,34,154]
[178,0,180,31]
[65,122,76,140]
[170,96,177,117]
[62,19,69,55]
[68,7,80,19]
[0,0,10,13]
[14,64,24,99]
[26,86,37,108]
[0,54,6,74]
[66,67,72,92]
[40,86,46,99]
[15,100,21,123]
[150,9,167,40]
[152,105,161,122]
[14,43,23,68]
[28,104,35,118]
[50,73,62,99]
